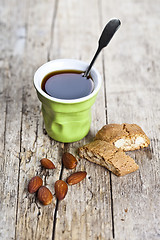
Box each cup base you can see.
[45,127,90,143]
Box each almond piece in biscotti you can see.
[95,123,150,151]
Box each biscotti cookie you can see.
[79,140,139,176]
[95,123,150,151]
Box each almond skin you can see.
[55,180,68,200]
[37,186,53,205]
[28,176,43,194]
[62,152,78,169]
[66,171,87,185]
[40,158,56,169]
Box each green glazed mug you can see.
[34,59,102,143]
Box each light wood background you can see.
[0,0,160,239]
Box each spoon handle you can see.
[83,47,101,77]
[84,19,121,77]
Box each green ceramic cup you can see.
[34,59,102,143]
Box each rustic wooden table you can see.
[0,0,160,239]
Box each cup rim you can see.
[34,59,102,104]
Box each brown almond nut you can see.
[55,180,68,200]
[40,158,56,169]
[66,171,87,185]
[28,176,43,194]
[62,152,78,169]
[37,186,53,205]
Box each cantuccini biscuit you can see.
[95,123,150,151]
[79,140,139,176]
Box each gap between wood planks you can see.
[102,52,115,239]
[15,92,23,239]
[52,144,68,240]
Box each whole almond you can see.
[40,158,56,169]
[66,171,87,185]
[28,176,43,194]
[55,180,68,200]
[37,186,53,205]
[62,152,78,169]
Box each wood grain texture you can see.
[0,0,26,239]
[14,0,63,240]
[0,0,160,239]
[50,0,113,239]
[101,0,160,239]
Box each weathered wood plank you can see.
[0,0,27,239]
[1,0,160,239]
[15,0,64,240]
[101,0,160,239]
[50,0,113,239]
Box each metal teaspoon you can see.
[83,19,121,77]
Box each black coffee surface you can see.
[41,70,94,100]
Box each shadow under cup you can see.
[34,59,102,143]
